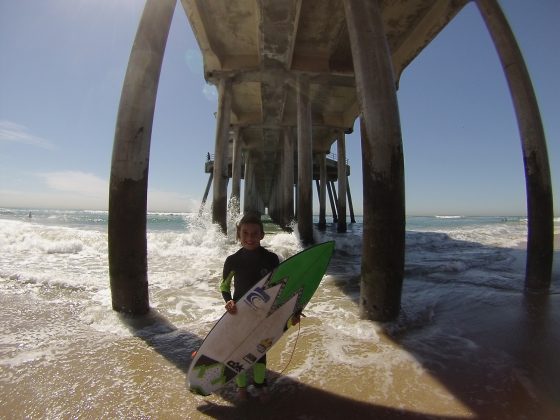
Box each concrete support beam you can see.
[108,0,176,315]
[230,127,242,215]
[318,153,327,230]
[281,128,295,228]
[243,151,263,214]
[199,172,213,216]
[268,176,279,223]
[297,75,314,244]
[475,0,553,292]
[343,0,406,322]
[212,77,232,233]
[337,130,348,233]
[347,182,356,224]
[330,181,339,216]
[327,181,338,223]
[243,151,253,213]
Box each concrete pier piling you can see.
[212,78,232,234]
[318,153,328,231]
[336,130,348,233]
[108,0,176,315]
[281,128,295,228]
[475,0,554,292]
[343,0,405,321]
[297,75,314,245]
[230,128,242,216]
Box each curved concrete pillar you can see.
[230,127,242,215]
[347,182,356,224]
[212,77,233,233]
[475,0,553,291]
[243,150,263,214]
[297,75,314,244]
[318,152,327,230]
[108,0,176,315]
[343,0,406,321]
[337,130,348,233]
[327,181,338,223]
[281,128,295,228]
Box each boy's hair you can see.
[236,213,264,238]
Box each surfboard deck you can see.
[188,241,335,396]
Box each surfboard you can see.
[188,241,335,396]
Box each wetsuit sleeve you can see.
[220,271,234,302]
[220,257,234,302]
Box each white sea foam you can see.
[1,210,557,405]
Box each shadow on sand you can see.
[197,373,468,420]
[118,232,559,419]
[328,231,560,419]
[118,309,202,374]
[118,306,466,419]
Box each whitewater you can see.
[1,208,559,419]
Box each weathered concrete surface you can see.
[212,78,232,233]
[343,0,406,321]
[180,0,468,217]
[170,0,553,321]
[297,75,314,244]
[109,0,176,314]
[109,176,150,314]
[336,130,347,233]
[475,0,554,291]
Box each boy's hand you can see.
[225,300,237,314]
[291,313,301,325]
[290,312,305,326]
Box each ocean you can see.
[1,208,559,419]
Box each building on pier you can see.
[200,149,356,230]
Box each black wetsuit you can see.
[220,246,279,371]
[221,246,279,302]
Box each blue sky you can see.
[0,0,558,216]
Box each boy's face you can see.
[238,222,264,251]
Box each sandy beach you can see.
[1,215,559,419]
[4,292,558,419]
[200,245,560,420]
[2,250,558,420]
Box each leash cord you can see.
[279,320,301,375]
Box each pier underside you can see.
[109,0,554,320]
[181,0,469,226]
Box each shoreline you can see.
[1,214,559,419]
[515,233,559,250]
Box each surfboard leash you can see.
[279,313,305,375]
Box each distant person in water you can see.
[220,213,299,401]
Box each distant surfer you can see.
[220,213,300,401]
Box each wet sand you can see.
[1,240,559,419]
[150,237,560,419]
[6,296,560,420]
[203,275,560,419]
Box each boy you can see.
[220,213,299,401]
